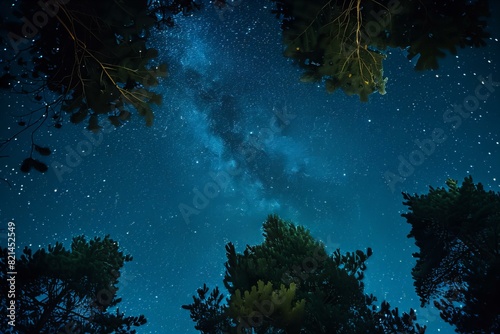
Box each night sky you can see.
[1,1,499,333]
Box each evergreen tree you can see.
[183,214,426,333]
[270,0,490,101]
[0,235,146,333]
[402,176,500,333]
[0,0,200,173]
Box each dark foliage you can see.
[183,214,426,333]
[181,284,232,333]
[0,0,202,173]
[0,235,146,333]
[269,0,490,101]
[402,176,500,333]
[148,0,202,27]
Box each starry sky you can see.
[1,1,499,333]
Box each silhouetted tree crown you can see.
[183,214,426,333]
[402,176,500,333]
[0,0,200,174]
[0,235,146,333]
[270,0,490,101]
[0,0,492,175]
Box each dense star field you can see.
[1,1,499,333]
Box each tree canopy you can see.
[271,0,490,101]
[0,0,492,175]
[182,214,426,333]
[2,179,498,333]
[0,235,146,333]
[0,0,200,174]
[402,176,500,333]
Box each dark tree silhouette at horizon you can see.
[0,235,146,333]
[402,176,500,333]
[183,214,426,333]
